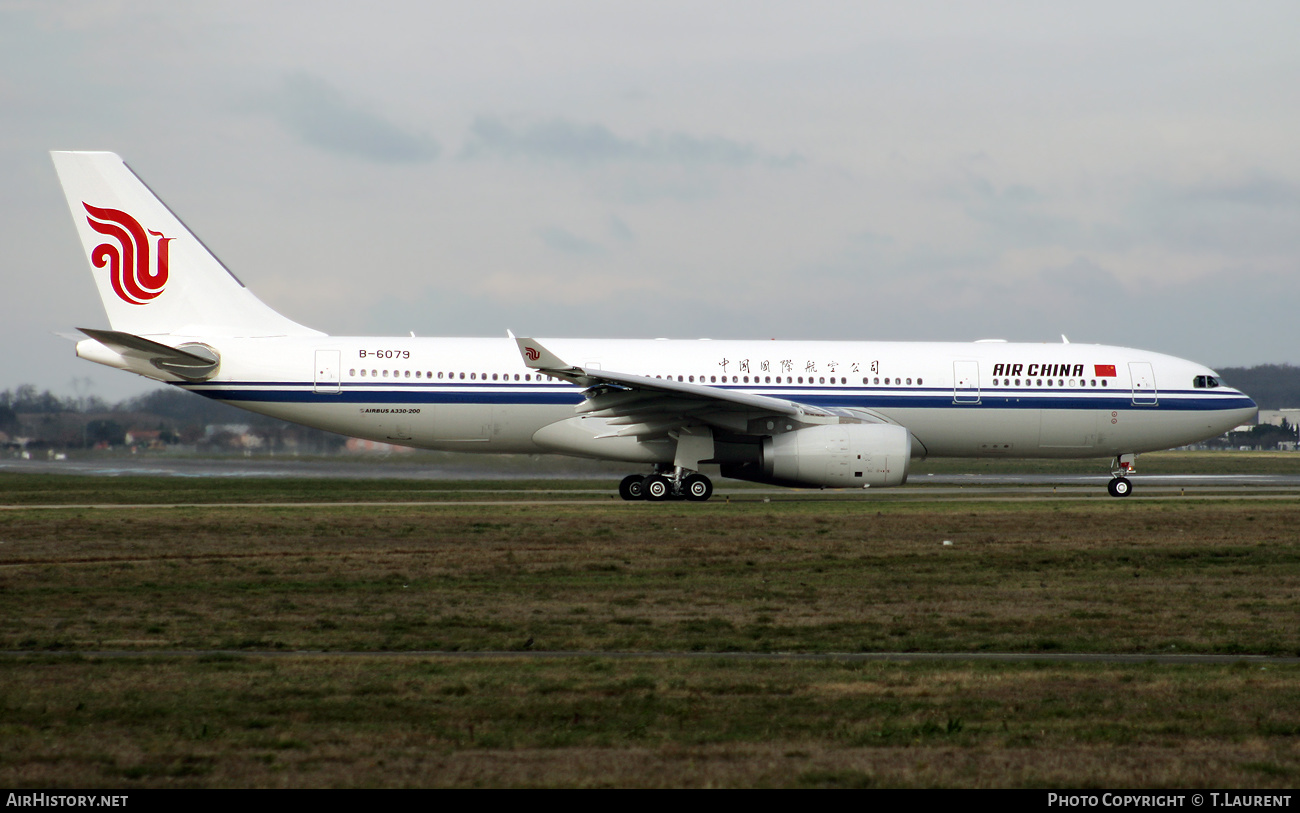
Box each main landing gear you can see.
[1107,453,1137,498]
[618,468,714,502]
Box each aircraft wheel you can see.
[643,474,672,502]
[683,473,713,502]
[1108,477,1133,498]
[619,474,646,501]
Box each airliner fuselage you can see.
[165,335,1252,462]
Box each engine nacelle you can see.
[722,423,910,488]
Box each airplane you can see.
[50,151,1258,500]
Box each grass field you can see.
[1,469,1298,787]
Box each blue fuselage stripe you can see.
[181,382,1255,413]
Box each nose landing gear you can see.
[618,468,714,502]
[1108,454,1136,498]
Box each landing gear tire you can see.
[683,473,713,502]
[643,474,672,502]
[619,474,646,501]
[1108,477,1132,498]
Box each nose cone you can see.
[1216,390,1258,436]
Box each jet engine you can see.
[721,423,911,489]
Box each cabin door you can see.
[1129,362,1157,406]
[953,361,980,404]
[314,350,341,394]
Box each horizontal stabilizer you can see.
[78,327,220,380]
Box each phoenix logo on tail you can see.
[82,202,172,305]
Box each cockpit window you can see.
[1193,375,1221,389]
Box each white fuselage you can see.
[174,336,1256,462]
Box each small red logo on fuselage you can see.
[83,202,172,305]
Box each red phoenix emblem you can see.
[524,346,541,362]
[83,202,172,305]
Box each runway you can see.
[4,455,1300,506]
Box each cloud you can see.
[256,73,440,163]
[538,225,603,256]
[461,116,801,168]
[1132,172,1300,256]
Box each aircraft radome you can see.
[51,151,1258,501]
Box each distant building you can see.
[1257,409,1300,428]
[125,429,165,449]
[205,424,251,437]
[345,438,414,454]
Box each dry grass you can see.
[2,482,1299,787]
[1,656,1297,788]
[1,500,1297,655]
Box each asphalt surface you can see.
[5,456,1300,505]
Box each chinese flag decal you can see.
[1094,364,1117,377]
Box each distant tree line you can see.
[1,385,346,452]
[1215,365,1300,410]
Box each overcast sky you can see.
[4,1,1300,402]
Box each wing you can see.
[511,335,892,440]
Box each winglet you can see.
[513,336,574,372]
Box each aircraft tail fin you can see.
[50,151,322,338]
